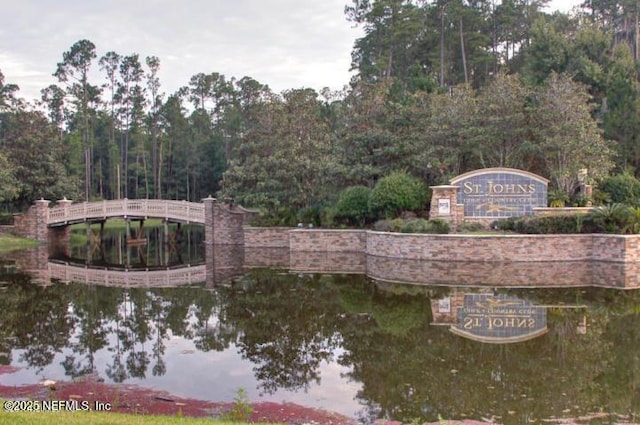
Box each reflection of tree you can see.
[191,290,236,352]
[66,225,205,268]
[220,270,345,394]
[336,284,629,424]
[0,272,74,373]
[4,266,640,423]
[598,312,640,413]
[61,285,120,378]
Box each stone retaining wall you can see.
[289,251,366,274]
[288,229,367,252]
[365,256,640,289]
[366,232,595,261]
[244,227,291,248]
[0,225,15,236]
[246,228,640,264]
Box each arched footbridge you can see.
[47,199,205,226]
[18,197,249,244]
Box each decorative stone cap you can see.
[430,185,459,189]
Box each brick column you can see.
[33,198,50,243]
[429,185,461,229]
[202,196,216,245]
[202,196,216,287]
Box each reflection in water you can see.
[0,224,639,423]
[55,222,206,269]
[0,264,639,423]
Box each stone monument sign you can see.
[429,167,549,225]
[450,168,549,218]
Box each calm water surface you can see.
[0,224,639,424]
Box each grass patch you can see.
[0,409,258,425]
[0,235,39,253]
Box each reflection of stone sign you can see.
[450,167,548,218]
[437,199,450,215]
[450,294,547,343]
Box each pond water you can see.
[1,223,639,424]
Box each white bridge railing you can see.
[48,262,207,287]
[47,199,205,225]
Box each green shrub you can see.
[250,206,298,227]
[0,213,13,225]
[374,218,449,234]
[548,190,570,207]
[512,215,579,234]
[601,174,640,206]
[297,205,323,227]
[587,203,633,233]
[427,219,450,234]
[320,206,337,227]
[492,217,519,231]
[400,218,430,233]
[458,221,485,232]
[494,213,608,234]
[626,207,640,234]
[334,185,372,227]
[369,171,428,219]
[223,388,253,422]
[373,218,406,232]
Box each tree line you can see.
[0,0,639,218]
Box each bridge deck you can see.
[47,199,205,226]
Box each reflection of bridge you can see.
[48,261,206,287]
[47,199,205,226]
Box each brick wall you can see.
[244,227,291,248]
[0,225,15,236]
[289,229,367,252]
[289,251,366,274]
[367,255,640,289]
[366,231,598,261]
[244,227,640,264]
[203,197,247,245]
[243,247,290,268]
[366,255,596,287]
[204,243,245,287]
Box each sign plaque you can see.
[437,199,451,215]
[450,168,549,218]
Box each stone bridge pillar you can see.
[33,198,50,243]
[12,198,50,248]
[202,196,247,287]
[202,196,246,245]
[202,196,216,246]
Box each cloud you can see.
[1,0,362,102]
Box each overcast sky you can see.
[2,0,580,103]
